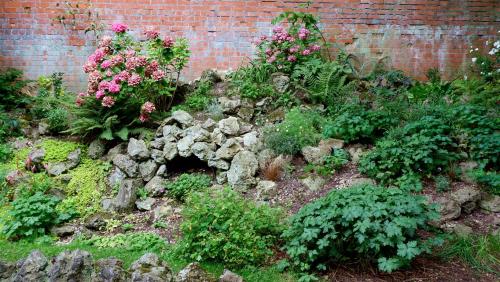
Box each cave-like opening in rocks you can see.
[165,155,215,178]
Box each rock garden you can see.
[0,8,499,282]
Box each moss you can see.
[58,158,108,218]
[36,139,83,163]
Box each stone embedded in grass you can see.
[87,139,106,159]
[48,250,93,281]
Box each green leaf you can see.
[115,127,129,141]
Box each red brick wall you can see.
[1,0,499,91]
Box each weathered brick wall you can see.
[1,0,499,91]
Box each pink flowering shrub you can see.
[69,23,190,140]
[255,12,325,73]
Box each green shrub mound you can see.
[359,116,459,187]
[1,192,73,240]
[165,173,212,201]
[264,108,322,155]
[281,184,441,273]
[178,188,283,267]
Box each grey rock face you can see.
[176,262,214,282]
[88,139,106,159]
[218,117,240,136]
[451,186,481,214]
[92,258,127,282]
[139,160,159,182]
[112,154,138,177]
[218,97,241,114]
[301,175,326,191]
[227,151,258,189]
[163,142,179,161]
[271,73,290,93]
[12,250,48,282]
[28,148,45,163]
[256,180,277,200]
[480,194,500,212]
[127,138,150,161]
[171,110,194,128]
[145,176,166,197]
[191,142,215,161]
[129,253,173,282]
[107,167,126,189]
[47,250,93,282]
[177,135,195,157]
[0,260,15,280]
[114,178,143,211]
[136,197,156,211]
[218,269,243,282]
[50,225,76,237]
[215,138,242,160]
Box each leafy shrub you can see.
[82,232,166,252]
[0,109,21,143]
[179,187,283,267]
[229,63,276,100]
[1,192,73,239]
[30,73,71,133]
[165,173,211,201]
[181,79,213,111]
[0,143,12,163]
[67,24,190,140]
[323,103,398,143]
[281,184,441,274]
[449,105,499,169]
[306,148,350,176]
[359,116,459,186]
[264,108,322,155]
[0,68,29,107]
[468,169,500,195]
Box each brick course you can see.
[0,0,499,91]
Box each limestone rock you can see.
[136,197,156,211]
[219,269,243,282]
[28,148,46,163]
[346,144,366,163]
[183,125,210,142]
[145,176,166,197]
[151,149,166,164]
[218,117,240,136]
[215,138,242,160]
[0,261,15,280]
[112,154,138,177]
[130,253,173,282]
[50,225,76,237]
[301,175,325,191]
[433,196,461,222]
[227,151,258,189]
[202,118,216,131]
[150,138,166,150]
[192,142,215,161]
[47,250,93,282]
[153,203,174,221]
[210,128,227,146]
[92,258,127,282]
[104,143,127,162]
[451,186,481,214]
[127,138,150,160]
[242,131,261,152]
[171,110,194,128]
[162,125,182,141]
[114,178,143,211]
[271,73,290,93]
[11,250,48,282]
[177,135,195,157]
[218,96,241,114]
[479,194,500,213]
[88,139,106,159]
[176,262,214,282]
[257,149,275,171]
[256,180,277,200]
[107,167,126,188]
[164,142,179,161]
[139,160,159,182]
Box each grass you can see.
[438,233,500,275]
[0,238,297,282]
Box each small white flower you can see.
[486,40,489,45]
[472,57,477,63]
[494,41,500,48]
[469,49,473,53]
[464,75,468,80]
[475,48,479,51]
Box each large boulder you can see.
[451,186,481,214]
[218,117,240,136]
[432,196,461,223]
[183,125,210,142]
[218,97,241,114]
[129,253,173,282]
[218,269,243,282]
[191,142,216,161]
[88,139,106,159]
[242,131,261,152]
[47,250,93,282]
[271,73,290,93]
[107,167,127,188]
[215,138,242,160]
[171,110,194,128]
[145,176,166,197]
[114,178,143,211]
[127,138,150,161]
[0,261,15,280]
[177,135,195,158]
[210,128,227,146]
[176,262,215,282]
[112,154,139,178]
[227,151,258,189]
[479,194,500,213]
[162,125,182,141]
[139,160,159,182]
[11,251,48,282]
[92,258,127,282]
[163,142,179,161]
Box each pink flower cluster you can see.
[271,26,294,43]
[139,101,156,122]
[111,23,128,33]
[144,26,159,39]
[298,27,310,40]
[163,36,174,48]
